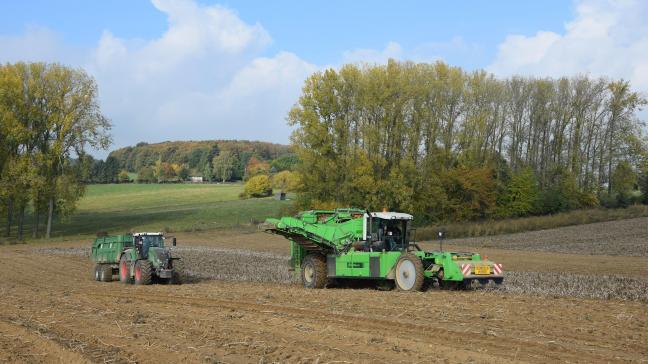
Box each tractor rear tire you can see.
[119,255,132,284]
[134,260,153,285]
[394,254,424,292]
[301,254,327,289]
[100,264,113,282]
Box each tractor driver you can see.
[135,236,146,258]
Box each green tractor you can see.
[91,232,183,285]
[265,208,503,291]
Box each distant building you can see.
[190,176,203,183]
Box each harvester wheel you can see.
[119,255,132,284]
[93,264,101,281]
[134,260,153,285]
[301,254,327,289]
[100,264,113,282]
[394,254,424,292]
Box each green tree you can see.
[242,175,272,198]
[496,168,539,217]
[137,166,155,183]
[118,170,130,183]
[0,62,111,239]
[212,150,237,182]
[203,162,213,182]
[271,170,301,193]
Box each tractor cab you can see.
[363,212,414,251]
[133,232,166,259]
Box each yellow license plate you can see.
[474,265,491,275]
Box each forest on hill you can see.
[84,140,295,183]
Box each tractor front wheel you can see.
[119,255,132,284]
[134,260,153,285]
[394,254,424,292]
[301,254,327,289]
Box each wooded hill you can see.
[108,140,292,179]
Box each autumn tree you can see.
[212,150,237,182]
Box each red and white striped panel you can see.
[493,263,503,275]
[460,264,471,275]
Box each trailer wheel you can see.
[119,255,132,284]
[134,260,153,285]
[93,264,101,281]
[99,264,113,282]
[301,254,327,289]
[394,254,424,292]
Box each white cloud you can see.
[0,0,316,156]
[342,41,403,64]
[341,37,483,68]
[488,0,648,91]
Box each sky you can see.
[1,0,647,158]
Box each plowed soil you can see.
[1,219,648,363]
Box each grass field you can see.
[40,183,292,240]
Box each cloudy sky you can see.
[1,0,647,157]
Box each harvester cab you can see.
[265,208,504,291]
[362,212,414,252]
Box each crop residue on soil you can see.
[34,246,648,302]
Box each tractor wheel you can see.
[169,259,184,285]
[394,254,424,292]
[93,264,101,281]
[100,264,113,282]
[134,260,153,285]
[119,255,132,284]
[301,254,327,289]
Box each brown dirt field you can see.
[1,246,647,364]
[171,230,648,278]
[3,217,648,363]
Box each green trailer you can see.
[265,208,503,291]
[91,232,183,285]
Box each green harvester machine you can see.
[91,232,183,285]
[265,208,503,291]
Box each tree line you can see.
[108,140,293,182]
[0,62,111,239]
[289,60,648,223]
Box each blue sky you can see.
[1,1,570,69]
[0,1,646,157]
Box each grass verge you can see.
[417,205,648,240]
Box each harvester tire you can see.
[99,264,113,282]
[301,254,327,289]
[119,255,132,284]
[394,254,424,292]
[134,260,153,285]
[94,264,101,281]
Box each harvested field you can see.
[433,216,648,256]
[3,246,648,363]
[6,218,648,363]
[35,246,648,302]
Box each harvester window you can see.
[370,219,408,251]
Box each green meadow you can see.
[44,183,292,239]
